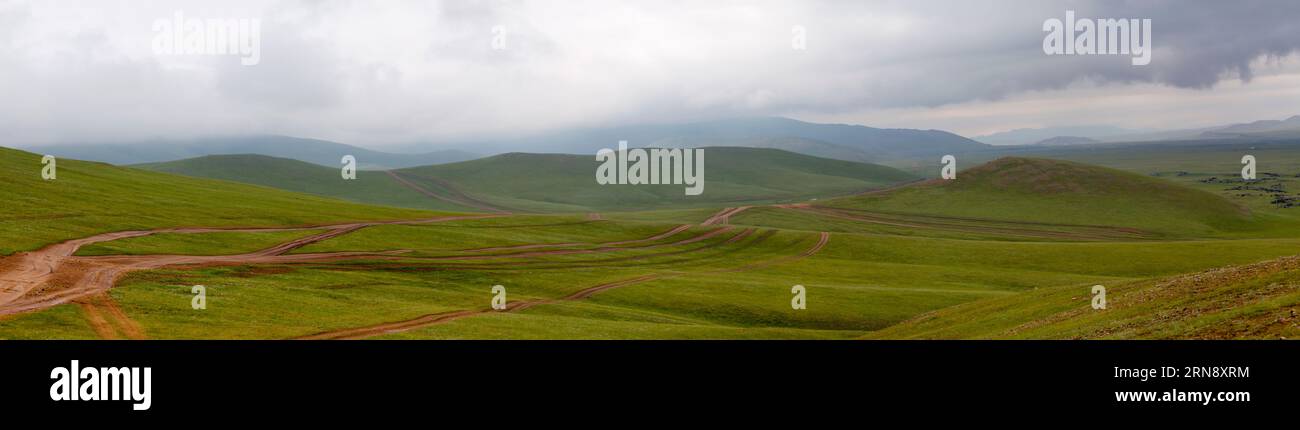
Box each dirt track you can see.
[294,231,829,340]
[786,205,1150,240]
[3,190,1143,340]
[76,293,146,339]
[2,205,827,340]
[386,171,511,214]
[701,206,751,226]
[0,215,725,326]
[458,224,691,253]
[0,215,502,317]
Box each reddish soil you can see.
[0,215,500,317]
[701,206,752,226]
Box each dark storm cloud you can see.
[787,0,1300,109]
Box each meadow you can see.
[0,147,442,256]
[138,147,920,213]
[5,143,1300,339]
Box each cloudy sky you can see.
[3,0,1300,148]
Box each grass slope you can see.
[826,157,1252,238]
[11,210,1300,339]
[868,254,1300,339]
[74,230,327,256]
[0,146,445,255]
[135,154,476,212]
[395,147,918,212]
[9,146,1300,340]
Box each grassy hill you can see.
[0,146,445,255]
[393,147,919,212]
[824,157,1253,238]
[468,117,991,161]
[137,148,918,213]
[135,154,476,212]
[650,136,876,163]
[866,253,1300,339]
[10,145,1300,340]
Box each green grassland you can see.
[7,144,1300,340]
[1014,141,1300,237]
[391,147,919,212]
[9,209,1300,339]
[136,154,477,212]
[729,206,1142,241]
[0,147,445,255]
[75,230,327,256]
[823,157,1254,239]
[866,254,1300,340]
[136,147,920,213]
[884,139,1300,176]
[886,140,1300,235]
[289,215,684,255]
[0,304,100,340]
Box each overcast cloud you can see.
[3,0,1300,147]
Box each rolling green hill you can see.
[649,136,876,163]
[393,147,919,212]
[0,146,445,255]
[137,147,919,213]
[866,253,1300,339]
[824,157,1253,238]
[469,117,991,160]
[135,154,476,212]
[9,144,1300,340]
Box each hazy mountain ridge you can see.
[458,117,990,161]
[21,135,479,169]
[16,117,989,166]
[1032,136,1101,147]
[1197,115,1300,138]
[975,125,1139,145]
[647,136,876,163]
[975,115,1300,146]
[136,147,920,212]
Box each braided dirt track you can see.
[1,205,828,339]
[0,215,731,331]
[457,224,691,253]
[701,206,751,226]
[386,171,511,214]
[76,293,146,339]
[783,205,1151,240]
[0,215,503,317]
[295,231,830,340]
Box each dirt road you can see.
[295,231,829,340]
[701,206,752,226]
[786,205,1151,240]
[0,204,821,339]
[0,216,717,320]
[0,215,501,317]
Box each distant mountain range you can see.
[974,125,1139,146]
[19,115,1300,169]
[1196,115,1300,139]
[1030,136,1101,147]
[15,117,991,167]
[20,135,479,169]
[649,136,877,163]
[136,147,920,212]
[976,115,1300,146]
[461,117,991,161]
